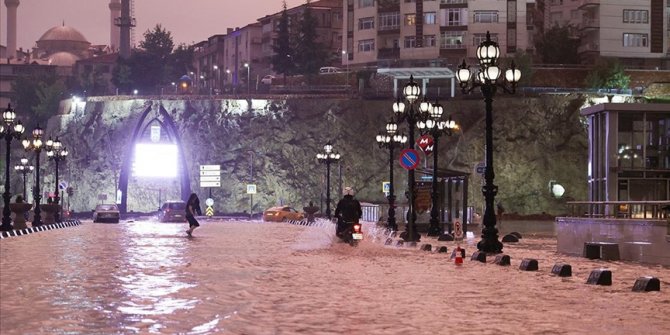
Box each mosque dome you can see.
[36,24,91,57]
[38,25,89,44]
[47,51,81,66]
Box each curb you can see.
[0,220,82,240]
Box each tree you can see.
[503,50,534,86]
[272,0,295,84]
[535,25,580,64]
[294,0,328,78]
[140,24,174,60]
[585,58,631,91]
[168,43,195,80]
[10,68,61,128]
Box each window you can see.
[379,12,400,30]
[623,10,649,24]
[358,39,375,52]
[424,12,437,25]
[405,14,416,26]
[447,9,463,26]
[424,35,436,47]
[404,36,416,48]
[440,0,466,3]
[359,0,374,8]
[359,17,375,30]
[473,32,498,46]
[474,11,499,23]
[440,31,465,49]
[623,33,648,47]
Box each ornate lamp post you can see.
[22,125,45,227]
[455,31,521,253]
[14,157,34,200]
[375,120,407,232]
[0,103,25,231]
[417,100,457,236]
[46,137,68,222]
[316,141,341,219]
[392,76,432,242]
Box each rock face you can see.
[47,94,589,216]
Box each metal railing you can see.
[565,201,670,219]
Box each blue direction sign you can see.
[399,149,420,170]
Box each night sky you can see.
[1,0,306,49]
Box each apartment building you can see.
[343,0,532,68]
[544,0,670,68]
[258,0,343,72]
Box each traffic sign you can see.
[416,135,434,155]
[58,181,68,190]
[200,181,221,187]
[399,149,420,170]
[475,162,486,175]
[382,181,390,193]
[205,198,214,207]
[200,165,221,171]
[200,170,221,176]
[200,176,221,182]
[205,206,214,217]
[247,184,257,194]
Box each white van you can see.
[319,66,342,74]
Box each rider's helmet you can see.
[343,187,355,196]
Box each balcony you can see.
[378,47,400,59]
[580,18,600,30]
[578,0,600,10]
[578,42,600,54]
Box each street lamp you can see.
[0,103,25,231]
[392,75,432,242]
[417,100,457,236]
[14,157,34,200]
[45,137,68,222]
[316,141,341,219]
[22,125,45,227]
[375,120,407,231]
[455,31,521,253]
[213,65,219,94]
[342,50,349,92]
[244,62,250,95]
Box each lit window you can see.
[623,33,648,47]
[424,12,437,25]
[405,14,416,26]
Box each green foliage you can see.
[111,61,133,94]
[168,43,195,78]
[502,50,534,86]
[585,58,631,90]
[535,25,580,64]
[140,24,174,59]
[272,1,295,83]
[293,0,328,78]
[10,69,61,128]
[33,80,66,125]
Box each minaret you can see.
[115,0,135,59]
[109,0,121,51]
[4,0,20,60]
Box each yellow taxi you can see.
[263,206,304,222]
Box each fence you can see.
[361,203,380,222]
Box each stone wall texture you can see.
[45,94,594,216]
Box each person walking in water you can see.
[185,193,202,237]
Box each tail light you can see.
[166,208,170,213]
[353,224,361,233]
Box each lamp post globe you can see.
[0,103,25,231]
[22,125,45,227]
[316,141,341,219]
[46,137,68,223]
[376,119,407,232]
[455,31,521,254]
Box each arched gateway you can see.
[117,102,191,213]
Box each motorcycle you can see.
[336,220,363,246]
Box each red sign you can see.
[416,135,434,155]
[399,149,420,170]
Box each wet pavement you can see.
[1,218,669,334]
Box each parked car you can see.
[158,201,187,222]
[93,204,120,223]
[319,66,342,74]
[263,206,304,222]
[261,75,275,85]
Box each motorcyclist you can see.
[334,187,362,239]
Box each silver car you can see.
[93,204,120,223]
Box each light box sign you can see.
[132,143,178,177]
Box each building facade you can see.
[343,0,532,67]
[544,0,670,68]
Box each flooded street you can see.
[1,219,669,334]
